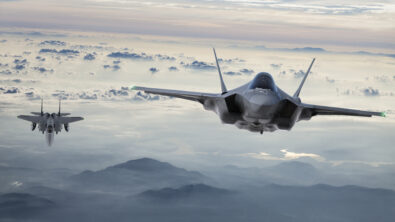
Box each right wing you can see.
[301,103,384,117]
[17,115,42,123]
[132,86,220,103]
[58,117,84,124]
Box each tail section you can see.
[213,48,227,94]
[293,58,315,98]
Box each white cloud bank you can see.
[244,149,325,161]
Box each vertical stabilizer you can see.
[213,48,227,94]
[41,99,44,116]
[58,99,61,116]
[293,58,315,98]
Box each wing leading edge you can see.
[17,115,42,123]
[58,117,84,124]
[131,86,220,103]
[301,103,385,117]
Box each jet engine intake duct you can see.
[225,94,242,113]
[275,99,299,130]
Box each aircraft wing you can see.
[301,103,385,117]
[58,117,84,124]
[132,86,220,103]
[17,115,42,123]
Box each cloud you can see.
[373,75,390,83]
[149,67,159,74]
[362,87,380,96]
[35,56,45,61]
[244,149,324,162]
[0,39,7,43]
[107,52,153,60]
[13,59,28,70]
[224,71,241,76]
[3,87,19,94]
[352,51,395,59]
[281,149,324,161]
[39,48,79,55]
[182,60,216,70]
[103,64,120,71]
[10,181,23,187]
[33,67,53,73]
[14,58,27,65]
[291,69,305,78]
[289,47,326,53]
[239,68,254,75]
[270,64,282,69]
[39,48,58,53]
[83,53,96,61]
[70,44,108,50]
[168,66,178,71]
[155,54,176,61]
[0,70,12,75]
[14,65,25,70]
[24,91,40,100]
[19,87,168,102]
[0,79,22,84]
[39,40,66,46]
[133,91,161,101]
[326,77,335,83]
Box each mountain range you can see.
[0,158,394,222]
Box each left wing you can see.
[58,117,84,124]
[301,103,385,117]
[132,86,220,103]
[17,115,42,123]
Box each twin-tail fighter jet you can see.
[132,49,385,134]
[17,99,84,146]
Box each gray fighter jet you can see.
[132,49,385,134]
[17,99,84,145]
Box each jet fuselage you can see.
[18,100,83,146]
[202,72,302,133]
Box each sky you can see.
[0,0,394,187]
[1,0,395,52]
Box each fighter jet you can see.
[17,99,84,145]
[132,49,385,134]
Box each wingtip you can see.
[380,112,386,117]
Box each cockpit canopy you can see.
[248,72,277,92]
